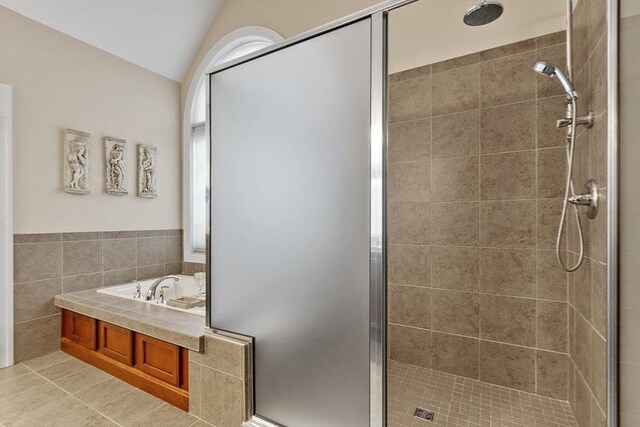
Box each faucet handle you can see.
[133,281,142,299]
[156,285,169,304]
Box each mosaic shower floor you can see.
[387,360,578,427]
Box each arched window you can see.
[184,27,283,263]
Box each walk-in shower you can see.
[203,0,617,425]
[386,0,611,424]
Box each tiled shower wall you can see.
[566,0,608,425]
[13,230,183,362]
[387,31,573,400]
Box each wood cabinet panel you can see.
[135,333,180,387]
[180,347,189,390]
[97,321,133,365]
[62,309,96,350]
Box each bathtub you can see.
[97,274,205,317]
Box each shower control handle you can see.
[556,110,595,129]
[568,180,599,219]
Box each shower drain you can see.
[414,407,435,422]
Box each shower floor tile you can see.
[387,360,578,427]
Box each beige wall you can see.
[0,6,182,234]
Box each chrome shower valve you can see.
[557,110,595,129]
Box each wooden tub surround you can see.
[61,309,190,410]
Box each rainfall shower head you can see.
[532,61,578,100]
[463,1,504,26]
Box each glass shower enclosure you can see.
[205,2,409,426]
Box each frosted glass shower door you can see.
[208,17,383,427]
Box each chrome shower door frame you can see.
[606,0,619,426]
[204,1,415,426]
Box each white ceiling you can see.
[0,0,224,81]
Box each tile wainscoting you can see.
[13,229,183,362]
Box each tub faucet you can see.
[145,275,178,300]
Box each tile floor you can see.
[388,360,578,427]
[0,352,208,427]
[2,352,581,427]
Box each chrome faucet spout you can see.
[145,275,179,300]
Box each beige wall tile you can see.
[537,250,568,301]
[574,367,593,427]
[431,202,479,246]
[480,340,535,392]
[572,256,593,321]
[388,203,430,244]
[14,314,61,362]
[432,64,479,115]
[136,237,164,267]
[431,157,479,201]
[574,313,593,386]
[480,151,535,200]
[389,65,430,83]
[188,361,201,417]
[164,236,183,264]
[63,240,102,276]
[536,96,567,148]
[480,101,535,153]
[201,334,248,379]
[137,264,165,280]
[480,200,536,247]
[62,232,103,241]
[14,242,62,283]
[536,350,568,400]
[537,147,566,199]
[480,248,536,298]
[480,51,536,107]
[536,44,567,98]
[103,268,137,286]
[432,53,479,73]
[591,115,608,188]
[431,246,478,291]
[537,300,568,352]
[164,262,182,275]
[480,38,536,61]
[388,244,430,287]
[63,273,103,293]
[591,330,607,412]
[389,76,431,123]
[388,162,430,202]
[103,238,136,271]
[431,332,479,379]
[536,198,565,249]
[589,37,607,118]
[591,261,607,337]
[388,119,431,164]
[200,366,246,427]
[431,110,479,158]
[431,289,479,337]
[572,0,589,73]
[14,233,62,244]
[536,31,566,49]
[480,295,536,346]
[389,285,430,329]
[388,324,431,368]
[14,278,62,322]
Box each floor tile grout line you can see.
[19,362,126,427]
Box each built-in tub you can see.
[97,274,205,317]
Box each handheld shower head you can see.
[532,61,577,100]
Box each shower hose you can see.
[556,98,585,272]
